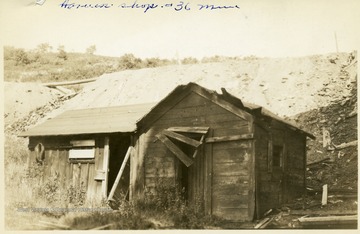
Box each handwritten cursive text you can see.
[59,0,241,13]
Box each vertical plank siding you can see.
[138,92,254,221]
[27,136,106,206]
[254,123,307,218]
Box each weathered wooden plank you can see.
[168,91,210,109]
[213,195,249,208]
[72,163,80,188]
[70,139,95,147]
[212,141,251,150]
[43,77,97,87]
[65,151,72,187]
[167,126,209,134]
[162,130,202,147]
[204,129,213,215]
[145,168,175,178]
[95,146,104,201]
[212,126,251,137]
[205,134,254,143]
[212,207,249,221]
[193,86,253,122]
[156,134,193,167]
[298,215,358,226]
[213,182,250,196]
[144,156,174,165]
[213,148,250,163]
[86,163,96,202]
[192,135,204,159]
[248,139,256,220]
[80,163,90,191]
[212,175,249,186]
[58,150,67,193]
[94,170,105,181]
[138,89,193,132]
[213,161,249,176]
[205,112,248,123]
[150,116,207,128]
[102,137,110,198]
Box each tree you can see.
[57,45,67,60]
[36,43,52,53]
[13,48,30,65]
[118,53,142,70]
[86,45,96,55]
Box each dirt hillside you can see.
[36,52,357,123]
[4,82,63,126]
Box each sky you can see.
[0,0,359,59]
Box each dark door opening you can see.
[170,133,203,201]
[108,135,131,199]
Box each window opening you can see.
[272,145,283,168]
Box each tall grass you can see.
[4,134,223,229]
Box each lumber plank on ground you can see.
[307,157,330,166]
[298,215,358,226]
[43,78,97,87]
[291,210,357,216]
[334,140,357,150]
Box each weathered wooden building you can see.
[20,82,314,221]
[19,103,155,206]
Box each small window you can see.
[272,145,283,168]
[69,139,95,163]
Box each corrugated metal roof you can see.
[19,103,156,137]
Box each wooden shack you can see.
[19,103,155,206]
[131,82,314,221]
[20,82,314,221]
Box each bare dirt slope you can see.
[4,82,62,126]
[38,52,356,123]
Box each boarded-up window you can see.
[69,148,95,159]
[69,139,95,163]
[156,127,209,167]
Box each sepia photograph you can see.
[1,0,359,231]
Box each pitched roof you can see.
[20,82,314,139]
[19,103,156,137]
[137,82,315,139]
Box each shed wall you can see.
[133,91,255,221]
[28,136,105,205]
[254,122,306,217]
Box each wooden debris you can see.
[54,86,76,95]
[307,157,330,167]
[205,133,254,143]
[322,184,328,206]
[291,210,357,216]
[39,220,70,230]
[334,140,357,150]
[156,133,194,167]
[90,223,115,230]
[322,127,332,149]
[298,215,358,227]
[254,217,271,229]
[43,77,97,87]
[263,209,273,217]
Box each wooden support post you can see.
[204,129,213,215]
[102,137,110,199]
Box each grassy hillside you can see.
[3,46,177,83]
